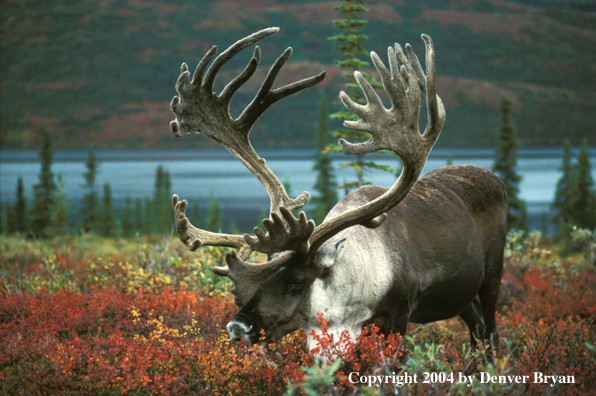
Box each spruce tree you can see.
[256,208,269,232]
[14,176,28,233]
[134,197,143,234]
[327,0,392,191]
[229,221,239,235]
[492,96,527,230]
[283,175,293,198]
[0,202,5,235]
[5,203,16,234]
[30,129,56,238]
[190,202,200,229]
[97,182,117,237]
[162,168,172,231]
[206,191,222,232]
[153,165,172,234]
[154,165,165,217]
[551,139,575,234]
[121,194,135,237]
[0,182,3,234]
[143,195,154,234]
[50,173,71,238]
[312,91,338,225]
[569,138,596,230]
[81,149,99,232]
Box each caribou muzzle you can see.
[226,312,265,344]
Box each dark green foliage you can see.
[81,149,99,233]
[0,203,5,235]
[283,175,293,198]
[121,195,135,237]
[153,165,172,234]
[206,192,222,233]
[492,96,527,230]
[282,175,302,218]
[327,0,369,189]
[311,91,338,225]
[568,139,596,230]
[143,196,154,235]
[0,201,4,234]
[4,203,16,235]
[329,1,369,65]
[551,139,575,235]
[229,221,239,235]
[14,177,28,234]
[29,129,57,238]
[327,0,393,190]
[552,138,596,247]
[191,202,200,229]
[256,208,269,232]
[97,182,118,237]
[50,173,71,238]
[134,197,143,234]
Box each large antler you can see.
[225,34,445,279]
[306,34,445,255]
[170,27,326,259]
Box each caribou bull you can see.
[169,28,507,353]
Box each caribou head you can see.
[169,28,506,352]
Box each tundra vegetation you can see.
[0,229,594,395]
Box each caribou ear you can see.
[314,239,347,270]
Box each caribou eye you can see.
[288,278,305,292]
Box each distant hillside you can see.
[1,0,595,150]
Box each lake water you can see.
[1,147,594,233]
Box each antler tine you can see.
[403,36,445,142]
[244,207,315,254]
[237,47,326,134]
[191,46,218,86]
[420,34,445,143]
[404,43,426,94]
[338,45,422,159]
[217,206,314,305]
[203,27,279,94]
[172,45,219,108]
[172,195,252,259]
[306,35,445,257]
[219,46,261,107]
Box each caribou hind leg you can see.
[459,296,494,372]
[459,245,504,364]
[478,268,503,358]
[478,227,506,358]
[459,297,486,349]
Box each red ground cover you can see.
[1,234,595,395]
